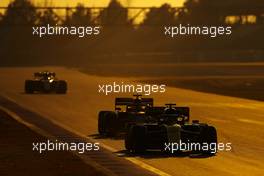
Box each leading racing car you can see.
[125,104,217,155]
[24,71,67,94]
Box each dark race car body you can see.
[125,104,217,156]
[25,71,67,94]
[98,95,154,136]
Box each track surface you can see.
[0,67,263,176]
[0,110,109,176]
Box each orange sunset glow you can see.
[0,0,184,7]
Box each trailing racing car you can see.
[125,104,217,155]
[25,71,67,94]
[98,94,153,136]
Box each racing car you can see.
[125,104,217,155]
[24,71,67,94]
[98,94,153,136]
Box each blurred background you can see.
[0,0,264,100]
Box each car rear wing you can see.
[115,98,153,106]
[34,72,42,77]
[34,72,56,77]
[146,106,190,121]
[146,106,165,116]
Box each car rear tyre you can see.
[126,125,147,154]
[106,112,118,136]
[56,81,67,94]
[25,80,34,94]
[98,111,108,135]
[125,126,134,151]
[200,126,217,155]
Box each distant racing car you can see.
[98,94,153,136]
[25,71,67,94]
[125,104,217,155]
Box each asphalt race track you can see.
[0,67,263,176]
